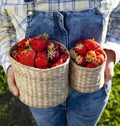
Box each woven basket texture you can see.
[9,43,70,108]
[69,58,106,93]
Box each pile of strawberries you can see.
[70,39,106,68]
[11,34,106,69]
[11,33,69,69]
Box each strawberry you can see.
[60,46,67,55]
[42,49,47,56]
[75,41,87,55]
[84,39,100,51]
[60,53,68,62]
[46,40,54,50]
[35,52,48,68]
[74,55,86,66]
[95,47,105,56]
[86,62,97,68]
[70,48,86,66]
[47,41,61,51]
[13,48,25,62]
[18,38,30,48]
[19,48,36,67]
[95,54,105,66]
[47,62,53,68]
[47,42,61,63]
[51,58,63,68]
[47,48,61,63]
[85,50,96,63]
[30,34,48,52]
[17,47,25,54]
[48,43,68,67]
[75,39,85,46]
[54,42,61,50]
[14,55,19,62]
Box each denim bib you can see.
[25,0,106,49]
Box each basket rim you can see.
[9,54,70,71]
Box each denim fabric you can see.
[25,1,111,126]
[29,84,111,126]
[26,9,104,49]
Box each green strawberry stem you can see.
[37,33,49,40]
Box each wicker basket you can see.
[9,42,70,108]
[69,57,106,93]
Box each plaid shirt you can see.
[0,0,120,73]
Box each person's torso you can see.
[1,0,117,48]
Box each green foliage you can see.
[0,67,8,95]
[0,62,120,126]
[98,62,120,126]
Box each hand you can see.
[104,49,115,85]
[7,66,19,96]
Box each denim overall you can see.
[24,0,111,126]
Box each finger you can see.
[104,62,114,85]
[7,78,19,96]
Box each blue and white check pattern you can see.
[0,0,120,73]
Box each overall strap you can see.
[25,0,35,17]
[24,0,101,16]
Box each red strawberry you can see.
[74,55,86,66]
[60,53,68,62]
[60,46,67,55]
[95,47,105,56]
[95,54,105,66]
[18,38,30,48]
[30,34,48,52]
[85,50,96,62]
[19,48,36,67]
[14,55,20,62]
[75,41,87,55]
[75,39,85,46]
[47,42,61,63]
[35,52,48,68]
[46,40,54,50]
[13,48,25,62]
[42,49,47,56]
[47,62,53,68]
[84,39,100,51]
[47,48,61,63]
[47,41,61,51]
[17,47,25,54]
[51,58,63,68]
[54,42,61,50]
[86,62,97,68]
